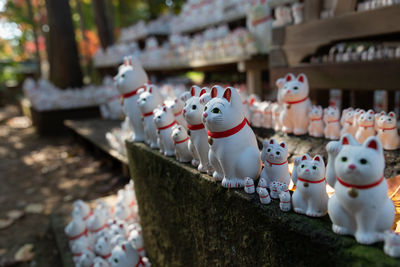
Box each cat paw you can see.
[191,159,199,168]
[221,177,244,188]
[306,210,326,217]
[132,135,145,142]
[150,143,159,149]
[213,171,223,181]
[332,224,353,235]
[294,208,306,215]
[355,232,382,245]
[326,141,341,155]
[164,150,175,157]
[198,164,207,173]
[282,126,292,134]
[293,128,307,135]
[294,157,302,166]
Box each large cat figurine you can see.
[260,138,290,188]
[153,105,176,157]
[114,56,149,142]
[326,134,395,244]
[202,86,262,188]
[183,86,213,174]
[279,73,310,135]
[376,111,400,150]
[292,154,328,217]
[355,109,376,144]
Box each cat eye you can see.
[341,157,347,162]
[192,105,197,110]
[276,151,280,155]
[267,148,271,152]
[312,166,317,170]
[360,158,368,164]
[368,117,372,119]
[121,74,125,78]
[388,118,392,121]
[114,259,119,263]
[301,164,305,168]
[293,86,299,90]
[211,108,221,114]
[204,106,208,111]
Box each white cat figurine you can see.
[291,154,328,217]
[171,125,193,163]
[256,177,268,194]
[384,230,400,258]
[308,105,324,137]
[323,106,341,140]
[110,242,144,267]
[95,235,112,261]
[340,108,357,137]
[325,134,395,244]
[262,102,273,129]
[153,105,176,157]
[376,111,400,150]
[244,177,256,194]
[114,56,148,142]
[260,138,291,188]
[259,188,272,204]
[72,200,93,224]
[93,257,110,267]
[167,97,187,129]
[271,103,282,132]
[76,249,96,267]
[279,190,291,212]
[65,216,90,248]
[87,209,109,240]
[202,86,262,188]
[280,74,310,135]
[128,230,145,257]
[355,109,376,144]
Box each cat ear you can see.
[163,106,167,112]
[279,142,286,148]
[211,87,218,98]
[223,88,231,102]
[148,86,152,94]
[122,244,126,251]
[297,74,306,83]
[301,155,307,161]
[190,86,196,97]
[199,89,206,97]
[128,58,132,66]
[313,155,321,161]
[342,136,350,145]
[285,73,294,82]
[123,58,128,66]
[389,111,396,118]
[367,109,374,115]
[363,137,381,152]
[269,138,275,145]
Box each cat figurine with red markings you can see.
[323,106,341,140]
[202,86,261,188]
[308,105,324,138]
[153,105,176,157]
[355,109,376,144]
[326,134,395,244]
[167,97,187,129]
[171,125,193,163]
[279,73,310,135]
[376,111,400,150]
[292,154,328,217]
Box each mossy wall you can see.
[126,140,400,267]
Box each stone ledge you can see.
[126,141,400,266]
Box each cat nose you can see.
[203,113,208,118]
[348,164,356,170]
[269,154,273,157]
[305,169,309,172]
[183,109,186,114]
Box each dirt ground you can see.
[0,105,127,267]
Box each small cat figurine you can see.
[65,216,90,249]
[384,230,400,258]
[110,242,144,267]
[259,188,272,204]
[340,108,357,136]
[279,73,310,135]
[93,257,110,267]
[256,177,268,194]
[279,190,292,212]
[262,101,273,129]
[308,105,324,137]
[271,102,282,132]
[355,109,376,144]
[323,106,341,140]
[153,105,176,157]
[167,97,187,129]
[87,209,109,241]
[291,154,328,217]
[75,248,96,267]
[260,138,291,188]
[203,86,262,188]
[95,235,112,261]
[171,125,193,162]
[137,86,162,149]
[244,177,256,194]
[183,86,213,174]
[376,111,400,150]
[325,134,395,244]
[270,181,288,199]
[114,56,149,142]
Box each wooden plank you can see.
[304,0,322,22]
[333,0,357,16]
[270,60,400,90]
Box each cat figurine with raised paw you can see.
[376,111,400,150]
[279,73,310,135]
[95,235,113,261]
[325,134,395,244]
[291,154,328,217]
[260,138,291,188]
[355,109,376,144]
[153,105,176,157]
[202,86,262,188]
[114,56,148,142]
[308,105,324,137]
[323,106,341,140]
[171,125,193,163]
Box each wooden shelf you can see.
[273,5,400,66]
[270,59,400,90]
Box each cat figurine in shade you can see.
[308,105,324,138]
[279,73,310,135]
[323,106,341,140]
[355,109,376,144]
[114,56,149,142]
[325,134,395,244]
[171,125,193,163]
[153,105,176,157]
[376,111,400,150]
[202,86,262,188]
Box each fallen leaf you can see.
[7,210,24,221]
[14,243,34,262]
[0,218,13,229]
[25,203,44,214]
[0,248,6,256]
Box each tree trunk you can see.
[92,0,114,50]
[45,0,83,88]
[26,0,41,77]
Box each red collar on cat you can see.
[174,137,189,144]
[187,123,205,130]
[90,223,109,233]
[297,177,325,184]
[208,118,249,138]
[284,96,308,105]
[82,210,93,220]
[69,228,88,241]
[327,119,339,124]
[336,174,384,189]
[142,111,153,117]
[135,257,146,267]
[121,83,148,99]
[157,121,177,131]
[379,126,396,131]
[266,159,287,166]
[311,117,322,121]
[102,253,112,259]
[174,110,183,117]
[345,120,353,125]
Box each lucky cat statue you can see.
[183,86,213,174]
[355,109,376,144]
[153,105,176,157]
[87,209,109,240]
[271,103,282,132]
[262,102,273,129]
[323,106,341,140]
[71,240,90,263]
[95,235,113,261]
[308,105,324,137]
[270,181,288,199]
[384,230,400,258]
[93,257,110,267]
[137,85,163,149]
[341,108,357,136]
[114,56,149,142]
[65,216,90,248]
[259,188,272,204]
[171,125,193,163]
[128,230,145,257]
[325,134,395,244]
[280,73,310,135]
[256,177,268,194]
[291,154,328,217]
[376,111,400,150]
[279,190,291,212]
[247,0,272,54]
[72,200,93,224]
[260,138,290,188]
[202,86,262,188]
[75,249,96,267]
[110,242,144,267]
[244,177,256,194]
[167,97,187,129]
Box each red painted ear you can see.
[389,112,395,117]
[368,110,374,114]
[175,99,178,103]
[298,74,304,83]
[342,136,349,145]
[128,58,132,66]
[148,87,152,93]
[211,87,218,98]
[200,89,206,97]
[122,244,126,251]
[119,224,123,228]
[163,106,167,112]
[285,74,292,82]
[269,139,274,144]
[223,88,231,102]
[302,155,307,161]
[250,98,256,105]
[190,87,196,96]
[314,156,321,162]
[280,142,286,148]
[366,139,378,150]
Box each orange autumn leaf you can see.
[387,175,400,232]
